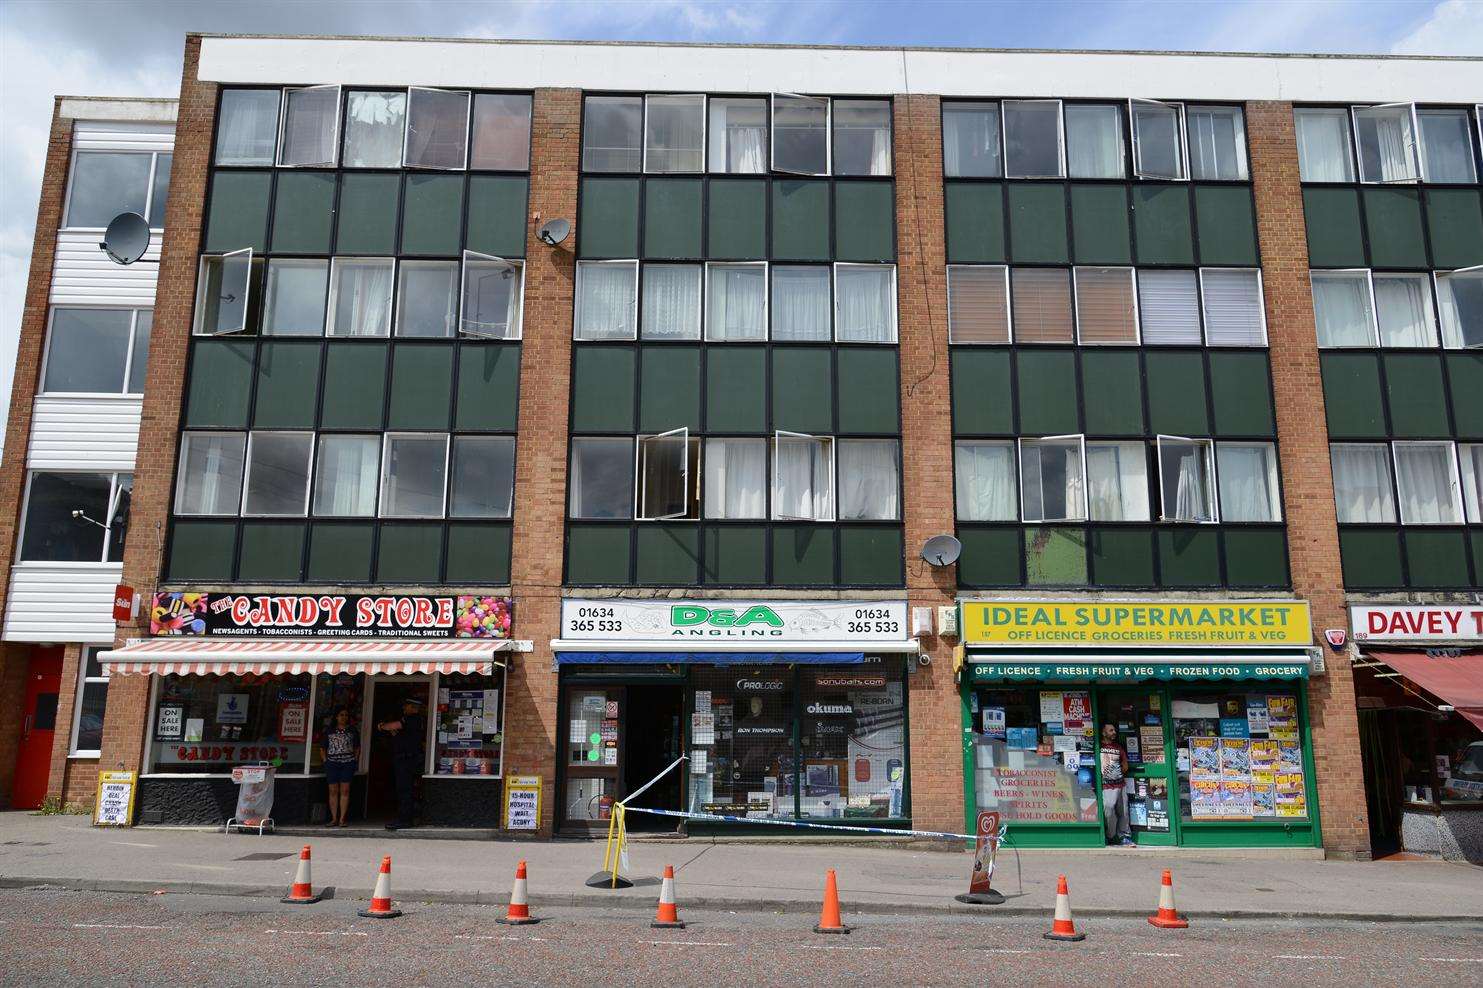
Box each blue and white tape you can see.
[621,804,1005,844]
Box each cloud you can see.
[1392,0,1483,55]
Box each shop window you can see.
[175,433,246,516]
[459,251,523,339]
[216,89,281,166]
[1137,269,1201,345]
[569,437,635,519]
[943,102,1002,178]
[1020,436,1087,523]
[405,87,469,170]
[1130,99,1186,180]
[1393,441,1463,524]
[834,264,897,343]
[947,265,1010,343]
[1010,267,1074,343]
[308,674,365,773]
[336,173,400,253]
[800,664,906,818]
[1173,692,1308,822]
[1157,436,1217,523]
[1086,441,1149,521]
[1199,268,1266,346]
[1353,104,1420,184]
[65,151,167,229]
[1293,108,1355,182]
[837,439,900,520]
[395,260,458,337]
[1461,444,1483,523]
[1003,100,1063,179]
[772,94,829,175]
[380,433,448,518]
[583,95,643,172]
[433,672,505,776]
[242,432,313,517]
[1065,103,1124,179]
[705,262,767,341]
[773,432,834,520]
[955,440,1018,521]
[1074,267,1139,344]
[704,438,768,519]
[771,266,832,341]
[262,259,328,336]
[1185,105,1247,181]
[574,260,639,340]
[19,471,129,562]
[70,647,109,757]
[641,264,702,340]
[42,308,150,395]
[644,94,705,173]
[970,688,1098,825]
[833,99,892,177]
[1312,269,1377,348]
[688,668,790,817]
[1418,108,1477,183]
[1437,269,1483,349]
[312,435,380,517]
[1216,442,1281,522]
[470,93,532,170]
[149,674,312,775]
[709,97,768,174]
[636,429,698,521]
[278,85,340,167]
[327,258,395,337]
[1440,723,1483,806]
[343,90,406,167]
[643,178,703,258]
[194,250,256,335]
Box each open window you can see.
[194,249,255,335]
[772,94,829,175]
[1436,266,1483,349]
[404,87,470,170]
[1352,103,1419,183]
[1002,99,1064,179]
[1130,99,1187,180]
[644,94,705,173]
[773,431,834,520]
[278,85,341,167]
[459,250,523,339]
[1019,435,1087,523]
[1157,436,1217,523]
[635,428,698,521]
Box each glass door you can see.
[560,686,622,830]
[1100,689,1177,846]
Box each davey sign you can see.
[1350,605,1483,644]
[151,592,513,639]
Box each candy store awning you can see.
[97,638,533,676]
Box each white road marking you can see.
[1274,955,1345,960]
[798,944,883,951]
[454,934,547,942]
[1419,958,1483,964]
[73,923,168,930]
[1131,952,1182,958]
[980,948,1033,954]
[265,929,368,937]
[108,842,157,849]
[638,940,734,947]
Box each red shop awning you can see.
[97,638,530,677]
[1367,650,1483,731]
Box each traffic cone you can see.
[497,859,539,925]
[357,855,402,918]
[650,864,686,929]
[1147,868,1189,929]
[280,845,322,904]
[813,869,853,934]
[1043,874,1086,941]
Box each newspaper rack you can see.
[225,762,276,835]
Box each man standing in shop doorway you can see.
[378,696,426,830]
[1100,723,1135,846]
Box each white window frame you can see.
[946,264,1013,344]
[17,470,132,563]
[1330,442,1397,525]
[276,84,342,168]
[61,149,171,231]
[832,262,898,343]
[326,257,396,338]
[1017,434,1088,523]
[771,93,831,176]
[173,433,246,518]
[1415,106,1479,184]
[312,434,382,518]
[1310,268,1379,348]
[1292,107,1356,183]
[634,427,693,522]
[1156,435,1219,524]
[38,307,151,397]
[1351,102,1421,184]
[772,430,835,521]
[1460,442,1483,524]
[643,93,706,174]
[142,673,323,779]
[240,431,315,518]
[193,248,255,336]
[1198,267,1268,346]
[1001,98,1066,180]
[1215,441,1283,523]
[69,645,110,758]
[342,89,409,168]
[379,432,451,519]
[641,262,705,341]
[704,260,769,342]
[573,259,640,341]
[1184,104,1249,181]
[1072,266,1141,345]
[1435,265,1483,350]
[459,250,524,340]
[1392,440,1464,526]
[403,86,471,171]
[1129,99,1188,181]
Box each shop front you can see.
[550,599,918,834]
[959,599,1321,849]
[100,592,529,827]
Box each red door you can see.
[12,650,63,809]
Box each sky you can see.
[1,0,1480,449]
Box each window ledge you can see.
[68,752,101,761]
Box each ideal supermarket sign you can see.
[560,599,908,642]
[961,600,1311,647]
[1350,605,1483,643]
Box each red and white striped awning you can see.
[98,638,532,676]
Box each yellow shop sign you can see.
[961,600,1311,647]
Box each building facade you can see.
[4,36,1480,856]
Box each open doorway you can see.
[365,679,430,821]
[623,685,684,832]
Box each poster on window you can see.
[216,693,248,725]
[156,705,183,740]
[277,703,307,743]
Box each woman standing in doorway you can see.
[324,707,359,827]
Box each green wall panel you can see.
[702,526,766,585]
[1132,185,1193,265]
[1157,529,1219,587]
[1424,188,1483,269]
[945,183,1006,264]
[1070,185,1131,264]
[639,345,701,431]
[1339,529,1404,589]
[1223,529,1289,588]
[772,180,831,261]
[1090,528,1155,587]
[167,521,236,581]
[571,345,635,432]
[951,349,1013,434]
[772,347,833,433]
[375,524,443,583]
[840,526,904,586]
[445,523,512,584]
[834,182,895,262]
[1016,350,1078,434]
[1025,526,1087,585]
[1320,353,1385,439]
[636,526,700,585]
[1210,351,1275,437]
[320,342,387,430]
[455,343,520,431]
[1446,354,1483,440]
[307,524,374,583]
[643,178,703,259]
[1008,184,1069,264]
[1194,185,1258,266]
[237,522,305,582]
[185,340,255,428]
[270,172,335,254]
[1363,188,1427,268]
[400,175,465,256]
[466,175,529,258]
[1145,351,1210,435]
[837,348,900,434]
[772,526,835,585]
[705,347,766,433]
[252,342,321,428]
[1404,530,1471,589]
[580,178,640,258]
[387,345,454,429]
[707,179,766,260]
[957,527,1021,587]
[1080,350,1144,435]
[1302,187,1366,268]
[1382,353,1449,438]
[205,171,271,253]
[567,525,632,584]
[336,173,400,255]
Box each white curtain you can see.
[954,442,1016,521]
[1311,272,1375,347]
[331,259,394,337]
[707,264,766,341]
[575,262,637,340]
[771,267,831,341]
[707,98,767,173]
[943,103,1000,178]
[1330,444,1396,523]
[1021,441,1085,522]
[641,265,701,340]
[1460,445,1483,523]
[216,91,279,165]
[178,434,244,515]
[838,440,899,520]
[1418,109,1477,183]
[1394,443,1460,524]
[645,95,705,173]
[1201,269,1265,346]
[1086,442,1149,521]
[1186,106,1247,180]
[835,266,896,343]
[1065,105,1123,178]
[344,91,406,167]
[314,437,379,516]
[1138,270,1201,345]
[1294,109,1354,182]
[774,436,831,520]
[1216,444,1280,522]
[281,87,339,166]
[1356,107,1417,183]
[704,439,766,519]
[1372,274,1436,347]
[1163,441,1214,522]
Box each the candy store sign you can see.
[151,592,513,639]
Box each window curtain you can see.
[1074,267,1137,344]
[1216,444,1280,522]
[704,439,766,519]
[1372,273,1436,347]
[315,437,379,516]
[835,266,895,342]
[771,267,831,341]
[1293,109,1354,182]
[1137,270,1201,344]
[1011,268,1074,343]
[1186,107,1247,180]
[707,265,766,341]
[1330,445,1396,523]
[1311,272,1375,347]
[1460,445,1483,523]
[1418,109,1477,183]
[943,104,1001,178]
[954,442,1017,521]
[576,262,637,340]
[1201,269,1265,345]
[645,96,704,173]
[1356,108,1416,183]
[331,260,393,336]
[1163,442,1214,522]
[1021,442,1085,522]
[1086,442,1149,521]
[1394,444,1460,524]
[774,437,831,520]
[641,265,701,339]
[216,91,279,165]
[344,91,406,167]
[281,87,339,166]
[1065,105,1123,178]
[708,99,766,173]
[838,440,899,520]
[180,435,244,515]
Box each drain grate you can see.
[234,852,295,861]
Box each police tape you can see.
[621,804,1006,844]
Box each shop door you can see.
[1101,690,1176,846]
[561,686,623,830]
[365,680,430,819]
[12,650,63,810]
[623,685,684,830]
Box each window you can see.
[583,96,643,172]
[1065,103,1124,178]
[1373,273,1438,347]
[955,441,1017,521]
[175,433,246,516]
[1130,99,1186,180]
[1460,444,1483,523]
[1086,441,1149,521]
[1353,104,1419,183]
[327,258,395,337]
[772,94,829,175]
[569,437,634,519]
[1294,108,1355,182]
[1331,443,1396,523]
[70,647,108,757]
[381,434,448,518]
[64,151,166,228]
[262,259,329,336]
[395,260,458,337]
[947,265,1010,343]
[833,99,891,177]
[1074,267,1139,344]
[943,102,1001,178]
[706,262,767,341]
[703,438,767,519]
[216,89,281,166]
[405,87,470,170]
[1393,441,1462,524]
[1137,270,1201,345]
[636,428,697,520]
[1011,267,1074,343]
[773,432,833,520]
[149,154,172,228]
[149,674,311,775]
[1185,105,1248,180]
[343,90,407,168]
[1417,108,1476,183]
[432,671,505,776]
[771,266,831,342]
[834,264,897,343]
[1002,100,1063,179]
[459,251,523,339]
[641,264,702,340]
[450,436,516,518]
[42,309,150,395]
[1311,270,1377,348]
[574,260,639,340]
[19,472,131,562]
[838,439,900,520]
[1199,269,1266,346]
[242,432,314,516]
[1019,436,1086,522]
[645,94,705,173]
[313,435,380,517]
[708,97,767,173]
[194,250,255,335]
[1216,442,1281,522]
[278,85,340,167]
[1157,436,1216,522]
[1437,269,1483,349]
[470,93,532,170]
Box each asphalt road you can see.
[1,887,1479,987]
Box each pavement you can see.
[1,812,1481,922]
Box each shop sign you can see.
[503,775,542,830]
[150,591,513,639]
[154,744,290,765]
[970,661,1309,683]
[961,600,1311,647]
[93,770,137,827]
[735,677,787,691]
[814,674,887,689]
[1350,605,1483,643]
[560,599,908,642]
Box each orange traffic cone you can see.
[357,855,402,918]
[1148,868,1189,929]
[497,859,539,925]
[1043,874,1085,941]
[650,864,686,929]
[813,869,853,935]
[281,845,322,904]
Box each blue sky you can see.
[1,0,1480,435]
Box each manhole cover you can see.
[234,852,294,861]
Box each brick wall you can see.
[0,644,30,805]
[1247,100,1370,857]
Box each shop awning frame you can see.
[99,638,533,676]
[1361,649,1483,731]
[549,639,920,654]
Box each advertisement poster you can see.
[156,705,183,740]
[1191,779,1221,818]
[1062,692,1091,734]
[184,718,203,742]
[1220,738,1252,777]
[981,707,1007,739]
[503,775,541,830]
[93,770,137,827]
[1250,740,1278,786]
[1006,727,1038,750]
[1189,737,1220,780]
[216,693,248,725]
[1246,696,1270,735]
[986,766,1085,823]
[1267,695,1298,740]
[1220,718,1250,739]
[1138,724,1166,765]
[1252,784,1277,817]
[968,811,1001,895]
[1219,780,1254,816]
[1039,692,1064,724]
[277,703,307,743]
[1277,742,1303,773]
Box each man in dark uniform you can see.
[377,695,426,830]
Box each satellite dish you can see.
[100,211,151,265]
[537,218,570,247]
[921,534,963,567]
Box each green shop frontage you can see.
[958,599,1322,849]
